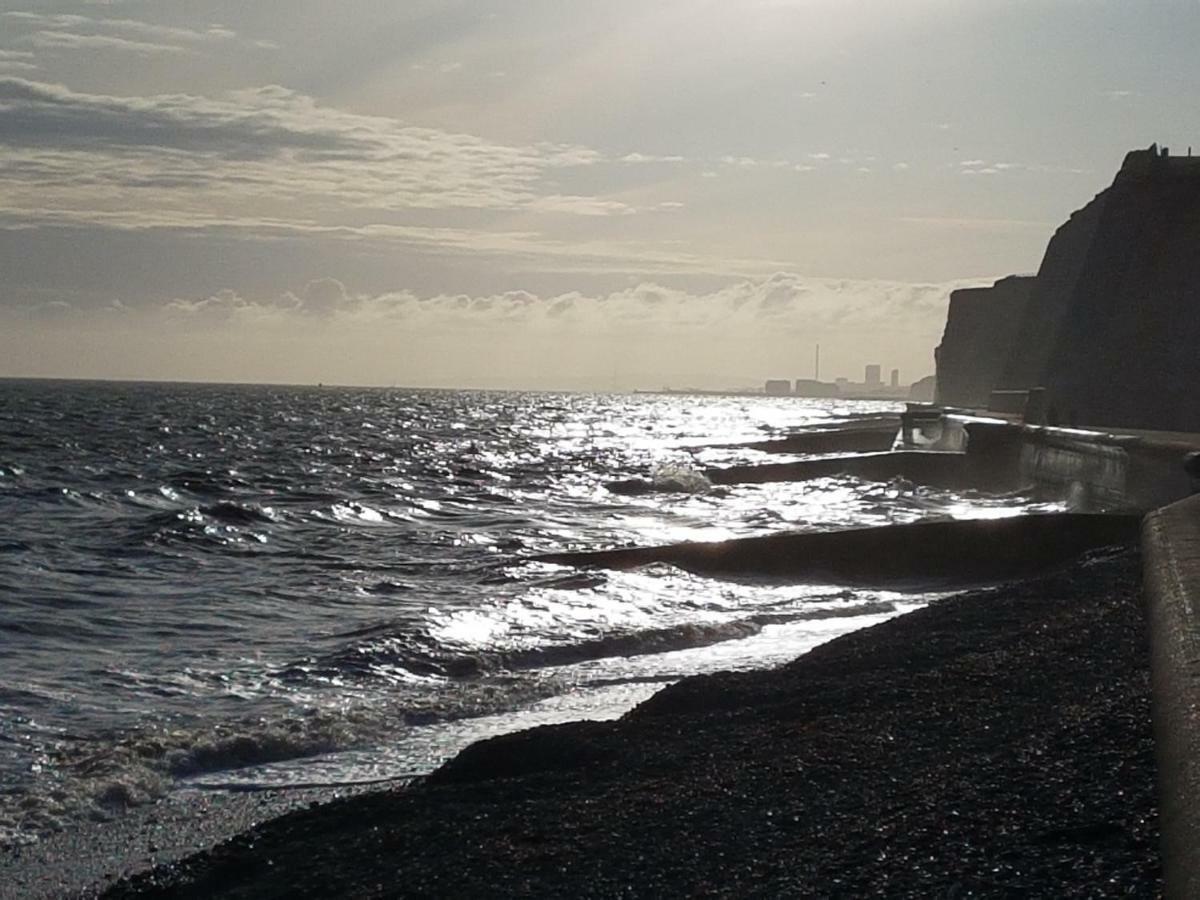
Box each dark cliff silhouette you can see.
[936,144,1200,432]
[935,276,1035,408]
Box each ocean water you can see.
[0,380,1060,849]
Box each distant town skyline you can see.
[2,1,1200,389]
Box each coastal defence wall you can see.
[949,420,1195,511]
[1142,496,1200,898]
[934,276,1035,408]
[1016,429,1193,511]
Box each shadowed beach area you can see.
[94,542,1160,898]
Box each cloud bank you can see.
[1,272,972,389]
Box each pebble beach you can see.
[86,545,1159,898]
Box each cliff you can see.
[944,144,1200,432]
[934,275,1035,408]
[1035,147,1200,430]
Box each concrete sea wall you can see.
[953,420,1196,512]
[1142,496,1200,899]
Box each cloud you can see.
[529,195,636,216]
[154,271,962,336]
[619,152,687,164]
[5,272,968,387]
[26,30,191,56]
[952,159,1087,178]
[293,277,351,316]
[0,78,609,222]
[3,11,262,52]
[0,49,36,71]
[898,216,1053,232]
[0,206,798,280]
[164,288,254,321]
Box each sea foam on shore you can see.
[96,545,1159,899]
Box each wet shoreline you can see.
[90,545,1159,898]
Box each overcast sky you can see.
[2,0,1198,389]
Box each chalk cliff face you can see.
[939,145,1200,431]
[998,194,1110,393]
[935,276,1035,408]
[1036,148,1200,430]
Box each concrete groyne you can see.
[536,514,1141,586]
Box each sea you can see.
[0,380,1063,850]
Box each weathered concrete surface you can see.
[935,275,1036,409]
[709,419,900,455]
[536,514,1142,587]
[1142,496,1200,898]
[703,451,971,488]
[883,416,1198,512]
[1018,429,1197,511]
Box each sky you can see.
[2,0,1199,390]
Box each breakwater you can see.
[903,414,1198,512]
[536,514,1140,586]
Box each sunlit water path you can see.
[0,381,1061,847]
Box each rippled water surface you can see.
[0,380,1057,847]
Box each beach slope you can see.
[102,547,1159,898]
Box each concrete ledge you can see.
[1142,496,1200,898]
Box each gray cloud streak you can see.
[0,78,605,216]
[3,11,253,48]
[26,30,192,56]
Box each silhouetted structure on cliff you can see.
[936,144,1200,432]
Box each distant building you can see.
[890,368,900,389]
[793,378,839,398]
[764,379,792,396]
[865,364,882,387]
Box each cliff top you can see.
[1120,143,1200,176]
